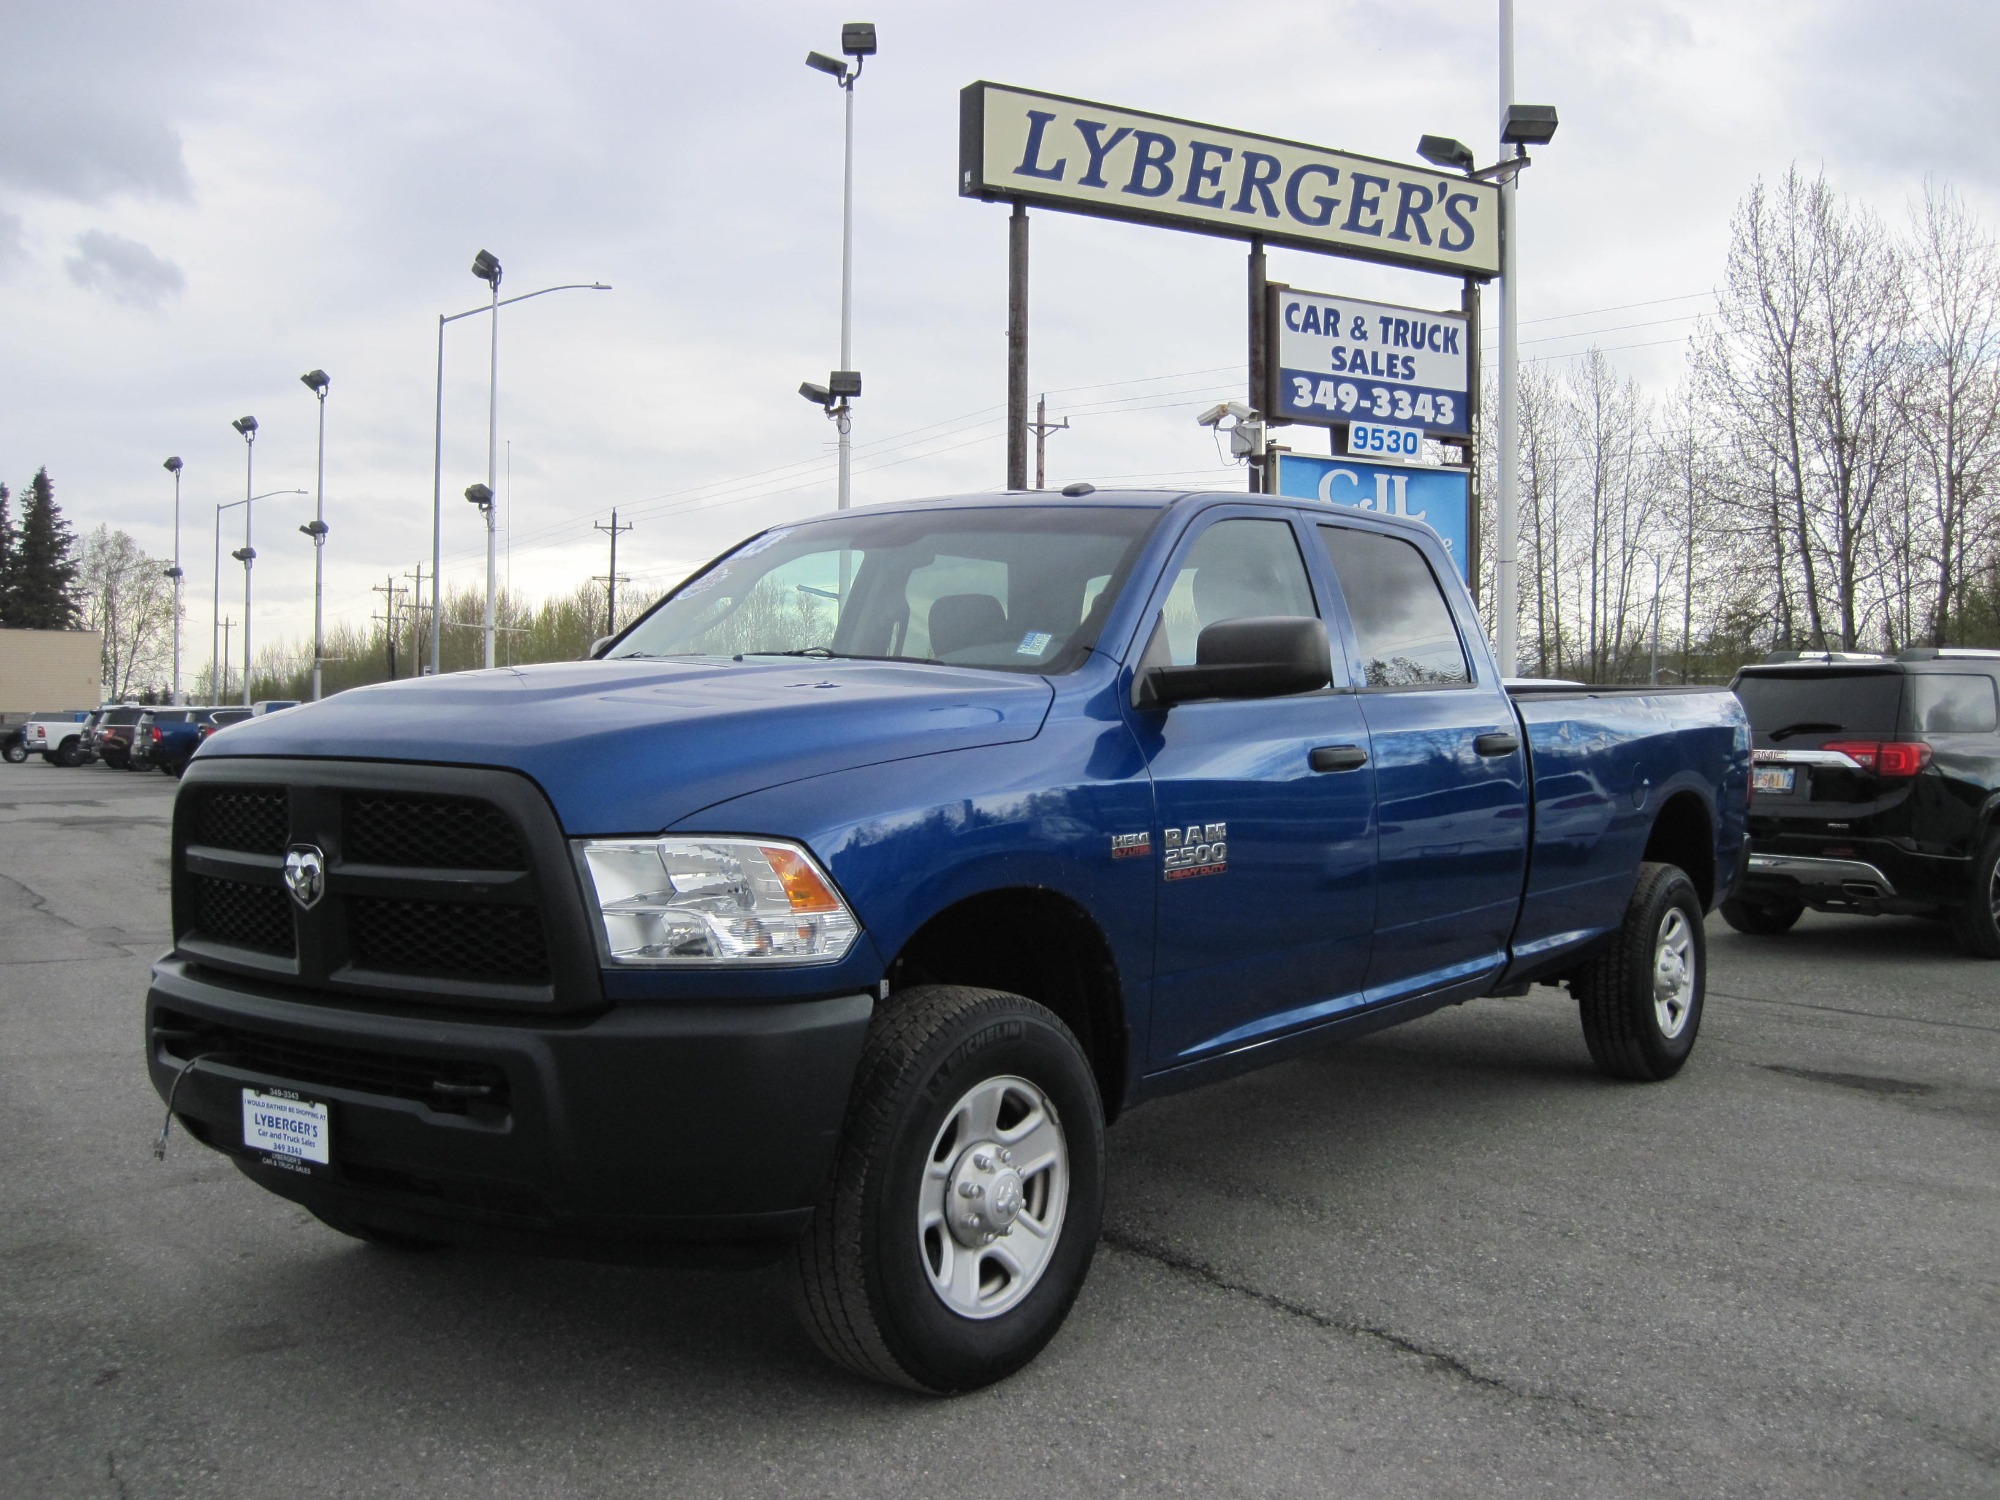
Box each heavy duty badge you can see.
[1163,822,1227,880]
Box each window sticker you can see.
[675,565,730,598]
[1016,631,1054,656]
[733,528,793,558]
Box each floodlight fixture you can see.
[805,50,848,80]
[799,380,833,408]
[827,369,862,399]
[300,368,330,394]
[232,415,258,437]
[231,546,256,564]
[465,482,494,509]
[470,249,502,288]
[163,455,183,474]
[1416,134,1476,172]
[841,22,877,56]
[299,519,329,538]
[1501,104,1559,147]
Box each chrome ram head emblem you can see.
[283,844,326,910]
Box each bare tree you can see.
[76,525,176,700]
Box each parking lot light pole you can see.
[213,486,305,705]
[427,272,611,674]
[229,417,258,705]
[299,371,331,700]
[806,22,875,510]
[162,457,184,703]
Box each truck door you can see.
[1313,522,1529,999]
[1128,510,1379,1071]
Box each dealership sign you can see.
[1271,288,1470,436]
[959,83,1501,279]
[1275,453,1471,580]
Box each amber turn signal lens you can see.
[762,846,843,912]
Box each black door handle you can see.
[1474,731,1520,757]
[1309,744,1369,772]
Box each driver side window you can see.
[1159,518,1318,666]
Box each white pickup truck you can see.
[22,712,92,766]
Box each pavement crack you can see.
[1101,1225,1625,1421]
[106,1448,129,1500]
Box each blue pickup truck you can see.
[147,488,1748,1391]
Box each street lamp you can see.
[470,251,503,669]
[804,21,875,510]
[299,369,331,701]
[212,487,304,704]
[230,416,258,706]
[427,271,610,675]
[162,457,184,704]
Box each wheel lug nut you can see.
[958,1181,977,1197]
[973,1153,994,1171]
[962,1214,979,1230]
[998,1149,1012,1164]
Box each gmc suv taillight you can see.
[1823,740,1933,777]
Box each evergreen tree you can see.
[0,482,15,625]
[12,468,81,630]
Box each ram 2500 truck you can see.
[147,489,1749,1393]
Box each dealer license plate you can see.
[242,1087,331,1167]
[1752,766,1796,794]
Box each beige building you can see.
[0,629,103,716]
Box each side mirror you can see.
[1133,616,1331,710]
[587,635,614,659]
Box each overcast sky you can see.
[2,0,1994,663]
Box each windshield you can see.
[611,506,1159,673]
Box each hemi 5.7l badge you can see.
[1110,832,1152,860]
[1163,822,1227,880]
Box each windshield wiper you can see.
[739,647,839,660]
[1768,721,1844,740]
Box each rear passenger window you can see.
[1905,674,1999,734]
[1318,526,1470,688]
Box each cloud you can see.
[0,97,193,205]
[0,210,23,274]
[65,229,185,308]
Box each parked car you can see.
[196,709,252,748]
[1726,647,2000,955]
[90,706,147,769]
[149,488,1749,1392]
[21,710,91,766]
[133,708,218,777]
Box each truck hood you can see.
[200,657,1055,834]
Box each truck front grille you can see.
[344,793,527,870]
[193,789,288,855]
[172,761,599,1013]
[350,897,550,982]
[191,875,295,956]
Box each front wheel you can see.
[790,985,1105,1394]
[1572,862,1706,1081]
[1949,834,2000,959]
[54,737,81,767]
[1719,895,1804,935]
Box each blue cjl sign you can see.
[1274,453,1471,580]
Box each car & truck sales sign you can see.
[960,83,1500,280]
[1273,288,1471,436]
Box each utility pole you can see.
[593,509,634,638]
[403,563,428,678]
[219,617,233,700]
[1028,395,1069,491]
[373,575,408,680]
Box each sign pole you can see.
[1494,0,1521,675]
[1007,203,1029,490]
[1462,277,1483,608]
[1247,236,1268,493]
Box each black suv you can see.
[1727,649,2000,956]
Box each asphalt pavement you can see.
[2,760,1994,1498]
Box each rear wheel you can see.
[54,737,81,767]
[790,984,1105,1393]
[1719,896,1804,935]
[1949,834,2000,959]
[2,738,25,764]
[1573,862,1706,1081]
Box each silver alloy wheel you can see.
[917,1073,1069,1320]
[1652,907,1696,1039]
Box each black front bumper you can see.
[147,958,873,1260]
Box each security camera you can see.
[1196,401,1253,429]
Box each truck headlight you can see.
[573,837,860,965]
